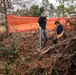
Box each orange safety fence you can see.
[8,15,70,33]
[8,14,38,25]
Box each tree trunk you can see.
[62,0,64,17]
[3,0,9,35]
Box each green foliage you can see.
[39,7,44,16]
[0,61,14,75]
[40,7,44,13]
[9,48,20,63]
[29,5,40,17]
[56,0,75,4]
[0,44,20,74]
[0,45,20,63]
[57,4,76,14]
[41,0,50,11]
[0,61,7,73]
[5,64,14,75]
[10,48,20,55]
[57,5,64,11]
[0,47,9,59]
[65,5,76,14]
[13,5,41,17]
[52,69,59,75]
[50,4,54,9]
[57,0,76,16]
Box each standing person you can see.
[37,12,49,49]
[53,21,67,44]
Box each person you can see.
[37,12,49,49]
[53,21,67,44]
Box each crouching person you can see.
[53,21,67,44]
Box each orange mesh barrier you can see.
[8,15,70,33]
[8,15,38,25]
[8,22,38,32]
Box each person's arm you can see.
[37,23,41,29]
[57,31,64,38]
[38,17,42,29]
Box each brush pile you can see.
[0,19,76,75]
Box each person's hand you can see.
[57,31,64,39]
[57,34,62,38]
[37,23,41,29]
[39,26,41,30]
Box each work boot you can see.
[52,38,58,44]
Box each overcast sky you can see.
[39,0,58,8]
[14,0,58,11]
[39,0,56,5]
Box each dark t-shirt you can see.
[56,24,64,34]
[38,17,47,29]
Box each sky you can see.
[39,0,56,5]
[39,0,58,8]
[13,0,58,11]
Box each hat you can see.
[55,21,60,24]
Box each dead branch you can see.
[41,36,76,55]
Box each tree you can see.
[50,3,54,9]
[41,0,50,11]
[0,0,38,34]
[28,5,40,17]
[13,5,41,17]
[65,5,76,14]
[11,0,38,10]
[56,0,76,17]
[0,0,11,34]
[39,7,44,16]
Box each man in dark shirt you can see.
[53,21,67,44]
[37,12,49,49]
[38,17,47,29]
